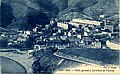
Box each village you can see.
[0,17,119,51]
[0,17,119,73]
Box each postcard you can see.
[0,0,120,74]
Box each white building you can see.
[50,18,55,24]
[106,40,120,50]
[60,36,67,40]
[34,45,46,51]
[50,36,57,41]
[68,31,72,37]
[28,50,34,55]
[72,18,101,26]
[64,32,67,35]
[69,22,80,27]
[69,18,100,27]
[94,41,102,48]
[24,31,31,35]
[33,27,38,32]
[58,29,62,33]
[84,32,88,36]
[57,22,69,30]
[84,27,90,32]
[72,28,76,32]
[0,34,5,37]
[77,34,82,39]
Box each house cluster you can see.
[32,23,70,51]
[31,17,119,53]
[55,18,118,49]
[0,30,31,48]
[0,18,119,52]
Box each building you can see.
[77,34,82,39]
[57,22,69,30]
[55,44,66,49]
[104,25,113,33]
[70,18,101,27]
[17,37,27,42]
[82,37,92,45]
[69,22,80,27]
[72,28,77,32]
[23,31,31,35]
[84,27,90,32]
[60,35,68,41]
[83,32,89,37]
[103,19,111,26]
[68,31,72,37]
[106,40,120,50]
[101,19,113,32]
[34,44,46,51]
[49,36,57,41]
[93,41,102,48]
[50,18,56,25]
[64,32,67,36]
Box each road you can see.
[54,53,100,66]
[54,48,119,66]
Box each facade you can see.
[69,22,80,27]
[71,18,101,26]
[57,22,69,30]
[77,34,82,39]
[94,41,102,48]
[106,40,120,50]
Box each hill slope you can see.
[1,0,119,30]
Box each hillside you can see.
[0,0,119,30]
